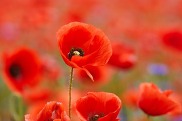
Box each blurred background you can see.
[0,0,182,121]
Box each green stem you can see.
[147,115,152,121]
[69,67,74,119]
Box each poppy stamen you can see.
[9,64,22,80]
[89,114,104,121]
[68,48,84,60]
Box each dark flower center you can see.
[89,114,104,121]
[9,64,22,80]
[68,48,84,60]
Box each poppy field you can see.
[0,0,182,121]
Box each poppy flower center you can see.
[89,114,104,121]
[9,64,22,80]
[68,48,84,60]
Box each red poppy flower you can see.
[138,82,181,116]
[75,65,112,85]
[108,42,136,70]
[75,92,121,121]
[2,47,41,94]
[161,30,182,52]
[57,22,112,80]
[25,101,70,121]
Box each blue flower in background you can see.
[147,63,168,76]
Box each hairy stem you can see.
[69,67,74,118]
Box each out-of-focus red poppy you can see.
[108,42,137,70]
[19,0,52,30]
[25,101,70,121]
[161,30,182,52]
[168,93,182,116]
[22,88,52,105]
[138,82,181,116]
[40,55,62,81]
[62,0,97,24]
[2,47,41,94]
[68,0,97,13]
[75,92,121,121]
[62,10,85,23]
[75,65,112,86]
[28,0,52,9]
[57,22,112,80]
[122,88,139,108]
[20,9,50,30]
